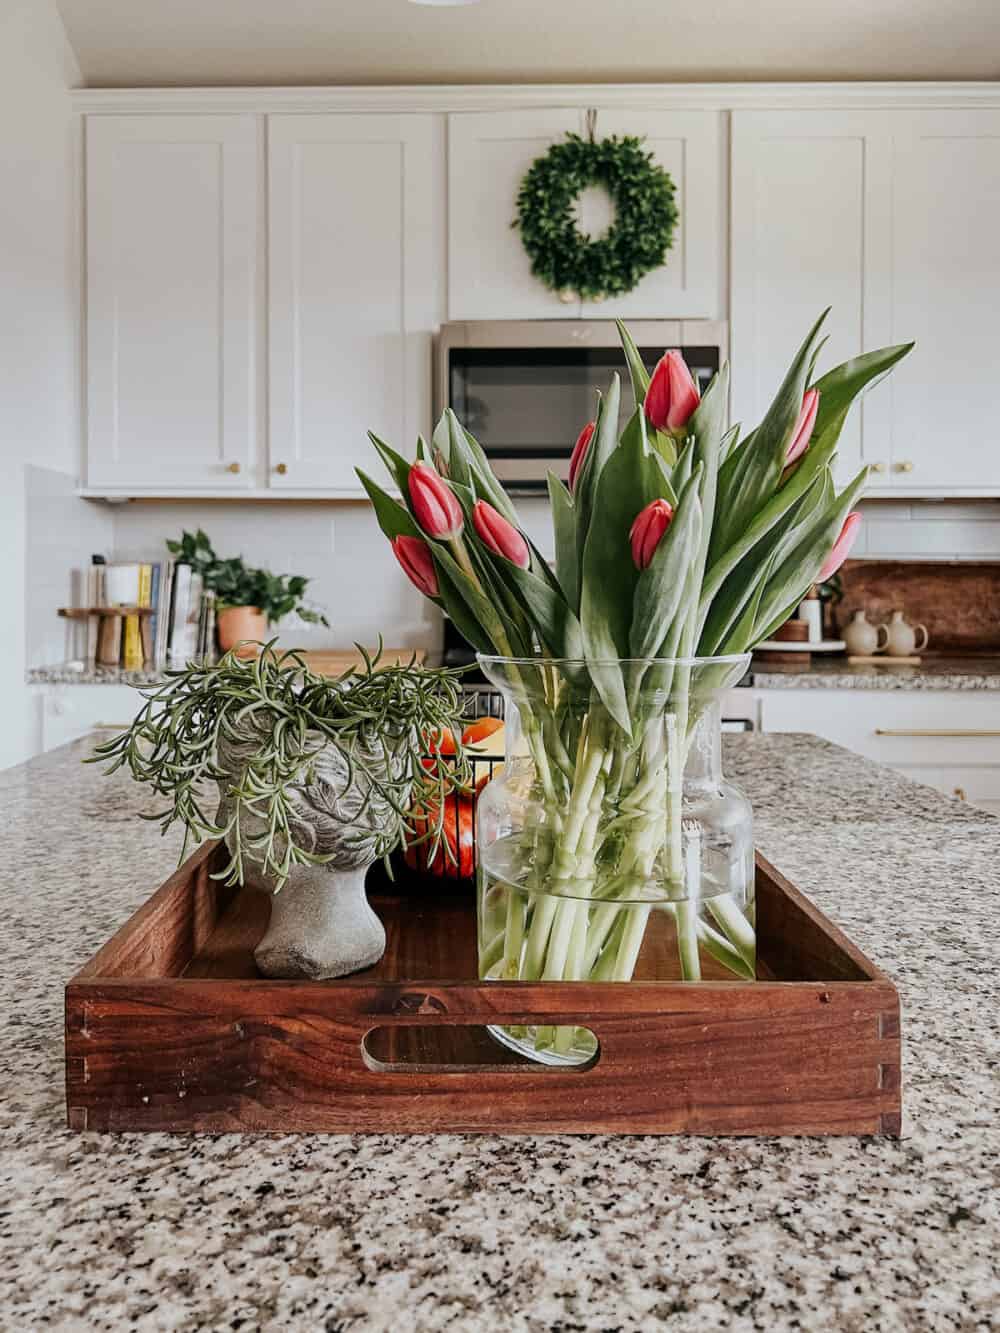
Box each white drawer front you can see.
[759,688,1000,768]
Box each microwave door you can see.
[448,344,720,493]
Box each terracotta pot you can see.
[217,605,268,655]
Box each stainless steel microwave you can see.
[434,320,727,495]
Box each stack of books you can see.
[87,559,217,672]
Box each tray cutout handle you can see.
[362,1024,600,1074]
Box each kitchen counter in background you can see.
[2,732,998,1329]
[30,654,1000,691]
[751,655,1000,690]
[26,647,426,687]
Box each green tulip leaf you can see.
[356,469,422,541]
[547,472,580,612]
[367,431,412,497]
[630,465,703,660]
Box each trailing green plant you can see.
[89,643,472,889]
[165,529,328,627]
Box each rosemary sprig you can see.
[89,641,473,889]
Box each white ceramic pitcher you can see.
[843,610,888,656]
[885,610,929,657]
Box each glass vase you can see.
[475,654,755,1066]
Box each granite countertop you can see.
[31,655,1000,692]
[750,655,1000,691]
[1,733,998,1329]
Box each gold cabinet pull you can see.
[274,462,288,476]
[954,786,968,801]
[227,461,241,474]
[874,728,1000,737]
[870,461,887,474]
[893,460,914,474]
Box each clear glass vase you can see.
[476,654,755,1067]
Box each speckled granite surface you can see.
[751,655,1000,691]
[1,732,998,1331]
[26,664,165,686]
[32,655,1000,693]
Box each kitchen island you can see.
[1,733,997,1330]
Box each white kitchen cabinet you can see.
[31,684,144,754]
[732,107,1000,496]
[268,114,444,492]
[887,111,1000,492]
[448,109,586,321]
[757,687,1000,811]
[448,108,721,321]
[85,115,258,492]
[730,111,893,490]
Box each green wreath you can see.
[515,133,678,301]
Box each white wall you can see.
[102,496,1000,665]
[109,502,443,653]
[854,499,1000,561]
[0,0,81,769]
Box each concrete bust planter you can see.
[216,726,405,980]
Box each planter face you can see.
[217,606,268,653]
[215,727,401,980]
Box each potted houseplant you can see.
[91,645,471,980]
[360,311,913,1065]
[166,529,329,653]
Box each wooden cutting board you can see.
[293,649,426,677]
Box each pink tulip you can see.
[472,500,530,570]
[785,389,820,466]
[629,498,675,571]
[568,421,595,492]
[408,462,464,540]
[392,535,439,598]
[644,351,700,434]
[818,512,861,581]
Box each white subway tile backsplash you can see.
[858,499,1000,561]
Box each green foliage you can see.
[165,529,328,627]
[89,644,472,889]
[362,314,912,721]
[515,134,678,300]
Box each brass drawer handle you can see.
[875,728,1000,738]
[227,461,241,474]
[954,786,968,801]
[275,462,288,475]
[893,460,914,474]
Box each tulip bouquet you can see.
[359,312,910,1050]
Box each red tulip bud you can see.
[785,388,820,466]
[391,535,439,598]
[472,500,530,570]
[644,351,700,434]
[629,498,675,571]
[408,462,464,540]
[568,421,595,492]
[818,511,861,582]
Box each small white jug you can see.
[885,610,929,657]
[843,610,888,656]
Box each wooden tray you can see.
[65,846,901,1136]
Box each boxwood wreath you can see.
[514,132,678,301]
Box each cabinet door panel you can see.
[448,109,584,320]
[731,112,893,488]
[587,110,721,320]
[269,114,442,492]
[86,116,257,491]
[889,112,1000,491]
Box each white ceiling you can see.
[56,0,1000,87]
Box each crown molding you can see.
[71,81,1000,116]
